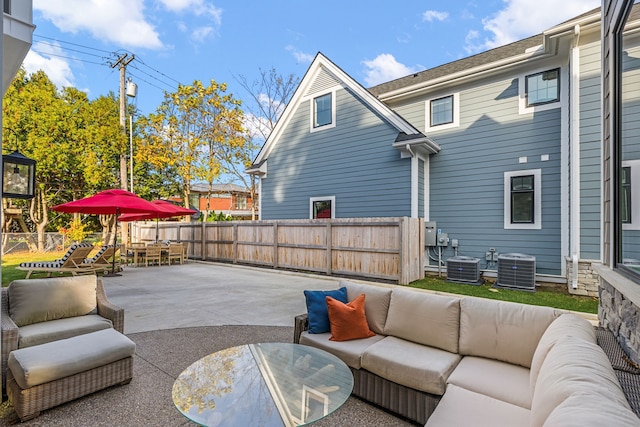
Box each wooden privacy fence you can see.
[131,217,424,284]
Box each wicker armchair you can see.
[1,278,124,397]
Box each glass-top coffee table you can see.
[172,343,354,426]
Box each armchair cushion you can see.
[8,276,98,327]
[18,315,113,348]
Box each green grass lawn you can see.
[2,251,598,314]
[408,276,598,314]
[2,251,66,286]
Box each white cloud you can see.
[423,10,449,22]
[362,54,420,87]
[191,26,215,43]
[467,0,599,53]
[33,0,164,50]
[22,42,75,88]
[158,0,222,24]
[285,46,314,64]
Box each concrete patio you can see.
[0,261,413,426]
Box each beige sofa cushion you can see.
[425,384,530,427]
[543,391,639,427]
[459,297,559,368]
[18,314,113,348]
[529,313,596,396]
[384,288,460,353]
[530,336,630,427]
[341,281,392,334]
[299,331,384,369]
[361,336,461,395]
[8,328,135,389]
[447,356,531,409]
[9,276,98,327]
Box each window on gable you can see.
[504,169,541,230]
[525,69,560,107]
[430,95,453,127]
[314,93,332,128]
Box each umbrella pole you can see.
[104,210,122,277]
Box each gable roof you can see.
[251,52,437,167]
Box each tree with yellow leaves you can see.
[137,80,247,213]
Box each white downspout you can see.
[570,24,581,289]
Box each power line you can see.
[30,49,106,66]
[33,34,112,54]
[135,57,182,85]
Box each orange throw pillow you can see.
[326,293,376,341]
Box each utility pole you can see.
[111,53,135,191]
[111,53,134,247]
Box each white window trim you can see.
[309,89,337,133]
[623,159,640,230]
[310,196,336,219]
[504,169,542,230]
[518,67,563,115]
[425,92,459,132]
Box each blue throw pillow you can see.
[304,287,348,334]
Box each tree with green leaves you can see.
[137,80,247,217]
[2,69,126,250]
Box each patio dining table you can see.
[128,244,169,266]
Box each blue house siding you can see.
[260,87,412,220]
[579,40,603,260]
[395,76,563,275]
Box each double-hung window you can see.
[511,175,535,224]
[504,169,541,230]
[313,93,332,128]
[525,68,560,107]
[430,96,453,126]
[426,93,459,131]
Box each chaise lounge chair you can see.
[17,243,96,279]
[81,244,120,273]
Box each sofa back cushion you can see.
[8,275,98,327]
[529,313,596,397]
[543,391,640,427]
[383,288,460,353]
[530,336,630,427]
[341,281,392,335]
[459,297,559,368]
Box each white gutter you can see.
[570,24,581,289]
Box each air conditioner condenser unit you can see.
[446,256,482,285]
[496,253,536,292]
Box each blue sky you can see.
[24,0,600,119]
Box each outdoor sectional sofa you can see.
[294,281,640,426]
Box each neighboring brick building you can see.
[190,183,255,219]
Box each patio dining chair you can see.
[145,244,163,267]
[166,243,184,265]
[16,243,96,279]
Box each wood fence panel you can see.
[132,217,424,284]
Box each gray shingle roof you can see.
[367,6,612,97]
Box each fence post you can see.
[273,222,278,269]
[326,222,332,275]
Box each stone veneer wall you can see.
[598,271,640,365]
[565,258,600,297]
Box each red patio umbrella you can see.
[118,199,198,242]
[52,189,163,275]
